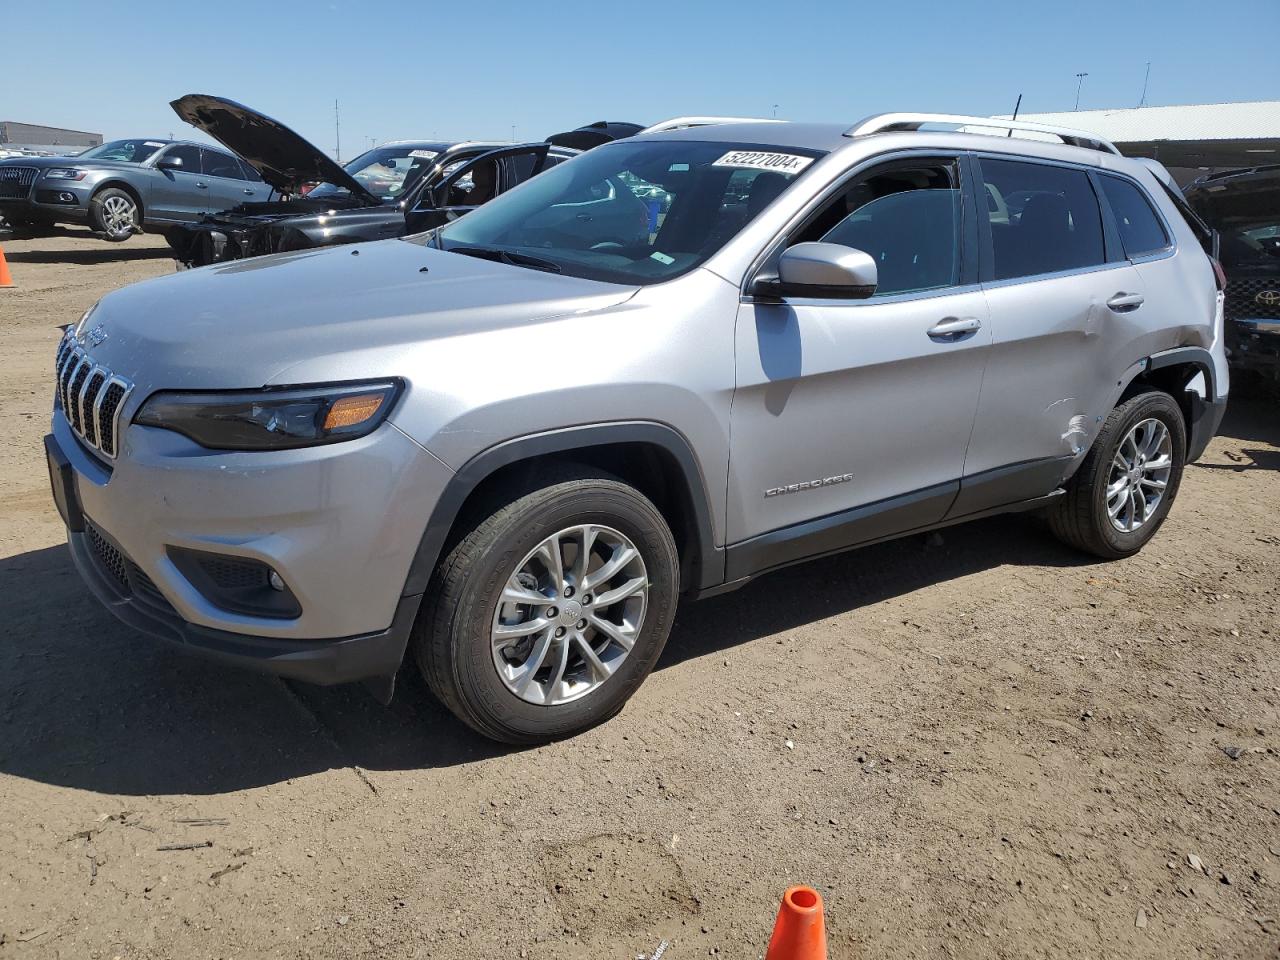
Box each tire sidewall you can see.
[448,484,678,741]
[1089,392,1187,554]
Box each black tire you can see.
[88,187,139,241]
[414,469,680,744]
[1049,390,1187,559]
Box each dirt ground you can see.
[1,231,1277,960]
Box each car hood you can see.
[79,239,638,396]
[171,94,379,203]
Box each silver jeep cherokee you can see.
[46,113,1229,743]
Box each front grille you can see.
[1225,277,1280,322]
[0,165,38,200]
[86,521,130,593]
[53,331,132,460]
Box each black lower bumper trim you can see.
[68,528,420,686]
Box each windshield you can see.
[309,144,444,201]
[77,139,166,163]
[430,139,823,284]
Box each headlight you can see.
[134,380,402,450]
[44,168,87,181]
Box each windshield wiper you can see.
[448,245,562,274]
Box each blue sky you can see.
[5,0,1277,158]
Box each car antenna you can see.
[1007,94,1022,137]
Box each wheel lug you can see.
[577,619,587,630]
[547,607,558,618]
[582,594,593,605]
[555,627,565,637]
[564,586,575,598]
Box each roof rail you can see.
[640,116,782,135]
[844,113,1122,155]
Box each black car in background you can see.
[1185,164,1280,382]
[167,96,635,267]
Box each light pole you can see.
[1074,72,1088,111]
[772,104,779,119]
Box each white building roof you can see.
[994,101,1280,171]
[995,101,1280,143]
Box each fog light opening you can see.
[269,570,286,592]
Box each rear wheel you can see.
[89,187,139,241]
[414,471,680,743]
[1049,390,1186,558]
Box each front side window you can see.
[980,158,1105,281]
[790,160,962,297]
[78,140,164,164]
[1099,175,1169,258]
[430,140,823,285]
[161,144,203,172]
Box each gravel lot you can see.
[1,232,1277,960]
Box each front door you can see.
[728,155,989,573]
[149,144,209,222]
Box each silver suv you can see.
[46,113,1229,743]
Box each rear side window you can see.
[1099,175,1170,258]
[979,158,1105,281]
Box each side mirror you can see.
[757,242,877,300]
[155,156,184,171]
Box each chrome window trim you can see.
[979,260,1132,292]
[744,281,986,309]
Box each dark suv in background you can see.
[1185,164,1280,383]
[0,138,271,241]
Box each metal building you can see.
[0,121,103,156]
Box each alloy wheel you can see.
[491,524,648,706]
[1106,417,1173,533]
[101,195,136,238]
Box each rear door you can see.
[149,143,209,221]
[956,154,1146,514]
[201,148,266,211]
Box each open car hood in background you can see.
[170,94,380,203]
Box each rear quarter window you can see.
[1100,176,1170,258]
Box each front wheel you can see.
[414,471,680,743]
[1049,390,1187,559]
[89,187,139,241]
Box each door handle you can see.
[927,316,983,341]
[242,188,254,195]
[1106,292,1145,312]
[195,182,208,189]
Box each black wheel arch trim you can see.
[400,421,725,600]
[1140,346,1225,462]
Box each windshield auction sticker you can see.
[409,150,439,160]
[712,150,813,174]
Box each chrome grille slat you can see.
[52,333,132,460]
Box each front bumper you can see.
[0,186,91,224]
[46,404,452,684]
[1226,319,1280,377]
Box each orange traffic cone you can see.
[765,886,828,960]
[0,244,12,288]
